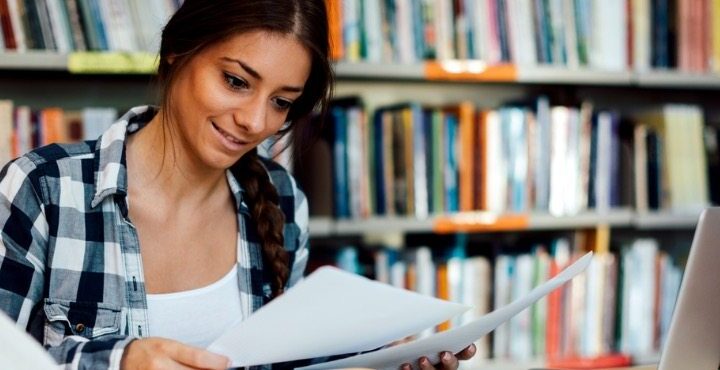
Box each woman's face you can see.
[167,30,312,170]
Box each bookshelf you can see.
[0,0,717,368]
[0,52,709,369]
[5,52,720,87]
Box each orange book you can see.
[545,259,562,359]
[325,0,343,60]
[456,102,476,211]
[435,264,450,332]
[475,110,488,210]
[40,108,66,146]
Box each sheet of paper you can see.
[0,309,57,370]
[299,252,593,370]
[208,266,470,367]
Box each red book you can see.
[0,0,16,49]
[546,353,633,369]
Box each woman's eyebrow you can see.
[221,57,304,93]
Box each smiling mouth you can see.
[212,122,247,145]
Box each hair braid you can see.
[236,149,290,299]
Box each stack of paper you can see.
[209,252,594,369]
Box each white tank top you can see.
[146,265,243,348]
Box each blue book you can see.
[423,108,435,214]
[88,0,108,50]
[373,109,387,215]
[445,113,459,213]
[651,0,670,68]
[331,106,349,218]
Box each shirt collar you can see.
[90,105,248,212]
[90,106,156,208]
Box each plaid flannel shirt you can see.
[0,106,311,370]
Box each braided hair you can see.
[156,0,332,298]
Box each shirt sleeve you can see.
[0,158,134,370]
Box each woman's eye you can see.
[224,73,248,90]
[273,98,293,111]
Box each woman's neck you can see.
[126,110,228,205]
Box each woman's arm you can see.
[0,158,134,369]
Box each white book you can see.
[620,239,658,356]
[470,0,488,61]
[563,0,579,68]
[82,107,118,141]
[362,0,383,62]
[590,0,627,70]
[413,247,436,339]
[506,107,528,212]
[549,107,570,216]
[434,0,453,60]
[460,256,491,363]
[582,253,605,356]
[506,0,536,66]
[411,105,428,219]
[659,255,681,348]
[109,0,139,51]
[0,100,13,167]
[484,110,506,212]
[493,255,513,359]
[395,0,417,63]
[15,106,32,157]
[632,0,651,71]
[534,96,551,211]
[594,111,613,212]
[563,108,581,215]
[45,0,73,52]
[6,0,27,51]
[509,254,534,360]
[685,105,709,210]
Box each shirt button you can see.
[75,323,86,333]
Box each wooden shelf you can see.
[308,210,699,237]
[634,70,720,89]
[0,51,67,70]
[633,211,700,229]
[2,52,720,88]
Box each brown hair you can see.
[157,0,333,298]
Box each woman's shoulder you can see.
[3,141,97,179]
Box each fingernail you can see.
[421,358,430,366]
[442,352,451,361]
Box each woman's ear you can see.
[167,55,176,65]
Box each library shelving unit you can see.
[0,51,712,370]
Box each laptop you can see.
[657,207,720,369]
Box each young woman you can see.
[0,1,475,369]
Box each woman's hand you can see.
[400,344,477,370]
[121,337,230,370]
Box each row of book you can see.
[309,235,685,365]
[2,100,717,216]
[0,100,118,166]
[294,97,714,219]
[327,0,720,73]
[0,0,180,53]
